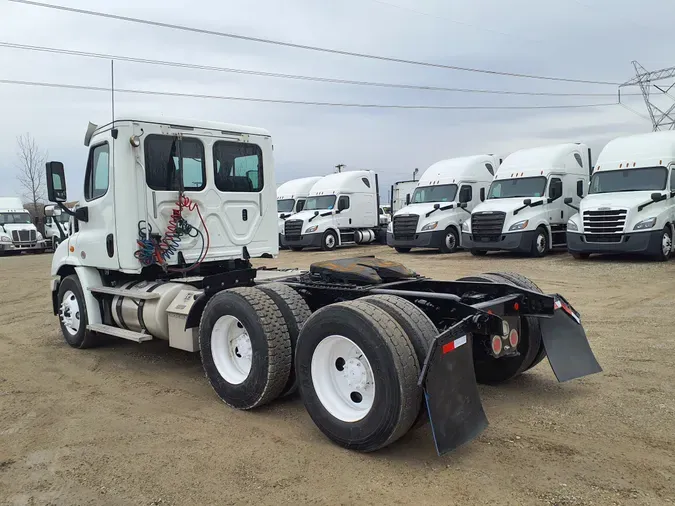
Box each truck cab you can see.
[277,176,322,248]
[281,170,380,251]
[44,203,71,250]
[387,155,499,253]
[567,132,675,261]
[462,143,590,257]
[0,197,46,255]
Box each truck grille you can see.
[585,234,622,244]
[11,230,36,243]
[583,209,627,235]
[284,219,303,239]
[393,215,419,240]
[471,212,506,240]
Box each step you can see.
[87,323,153,343]
[89,286,161,300]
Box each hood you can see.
[394,202,454,218]
[580,191,658,210]
[1,223,37,232]
[284,209,335,223]
[473,198,540,214]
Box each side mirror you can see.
[33,216,39,226]
[46,161,67,203]
[458,202,468,209]
[651,192,665,202]
[433,203,440,209]
[564,197,573,205]
[480,188,485,202]
[523,198,532,206]
[405,194,411,206]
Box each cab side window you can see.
[549,178,563,201]
[84,143,110,201]
[338,196,350,211]
[459,185,473,203]
[671,170,675,192]
[296,199,306,212]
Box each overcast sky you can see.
[1,0,674,202]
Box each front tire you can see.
[321,230,338,251]
[655,227,672,261]
[199,287,292,410]
[295,300,420,452]
[439,227,459,254]
[531,227,548,258]
[57,275,97,349]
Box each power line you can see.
[0,41,633,98]
[8,0,621,86]
[0,78,619,110]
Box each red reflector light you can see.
[513,302,520,311]
[509,329,519,347]
[491,335,502,355]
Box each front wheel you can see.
[655,227,672,261]
[531,227,548,258]
[57,275,97,349]
[439,227,459,254]
[321,230,338,251]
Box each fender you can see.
[73,266,104,326]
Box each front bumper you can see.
[567,230,663,256]
[0,240,47,252]
[461,230,535,253]
[386,230,446,249]
[281,233,323,249]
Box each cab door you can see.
[72,136,119,269]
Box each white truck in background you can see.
[386,155,499,254]
[277,176,323,248]
[567,131,675,261]
[390,180,418,214]
[44,203,71,250]
[462,143,590,257]
[281,170,383,251]
[0,197,46,255]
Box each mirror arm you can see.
[565,201,580,212]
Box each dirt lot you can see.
[1,247,674,506]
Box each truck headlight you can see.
[508,220,529,231]
[421,221,438,231]
[37,232,43,240]
[305,225,318,233]
[387,221,393,233]
[0,235,10,243]
[461,221,469,232]
[567,220,578,232]
[634,217,656,230]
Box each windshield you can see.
[0,212,32,225]
[411,184,457,204]
[277,199,295,213]
[589,167,667,194]
[488,177,547,199]
[304,195,336,211]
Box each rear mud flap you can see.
[422,332,488,456]
[540,299,602,382]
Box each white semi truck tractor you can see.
[277,176,322,248]
[386,155,499,254]
[462,143,590,257]
[281,170,385,251]
[46,117,601,455]
[567,131,675,261]
[0,197,47,255]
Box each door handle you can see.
[242,209,248,221]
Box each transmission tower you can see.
[620,61,675,131]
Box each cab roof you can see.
[418,155,498,186]
[496,143,589,178]
[309,170,375,196]
[596,131,675,171]
[94,116,271,137]
[277,176,324,199]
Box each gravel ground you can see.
[1,246,674,506]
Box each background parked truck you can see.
[0,197,46,255]
[387,155,499,254]
[277,176,323,248]
[567,131,675,261]
[462,143,590,257]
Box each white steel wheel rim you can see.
[536,233,546,253]
[662,232,672,256]
[211,315,253,385]
[311,335,376,422]
[325,234,336,249]
[445,231,456,250]
[59,290,81,336]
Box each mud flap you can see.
[540,298,602,382]
[421,331,488,456]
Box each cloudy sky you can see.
[1,0,674,202]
